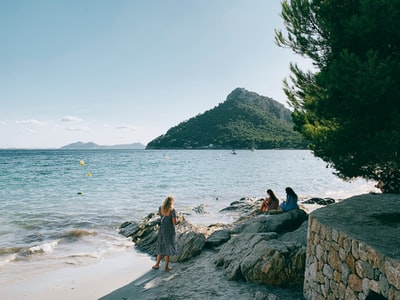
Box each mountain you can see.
[146,88,308,149]
[60,141,145,150]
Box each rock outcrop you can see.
[120,197,310,288]
[215,210,308,287]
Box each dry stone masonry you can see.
[303,194,400,300]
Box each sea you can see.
[0,149,377,287]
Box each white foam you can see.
[0,249,153,300]
[28,240,59,254]
[0,253,17,266]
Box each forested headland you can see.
[146,88,307,150]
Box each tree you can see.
[275,0,400,193]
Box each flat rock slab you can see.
[310,193,400,260]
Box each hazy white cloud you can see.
[61,115,82,122]
[64,126,91,132]
[116,125,136,131]
[103,124,137,131]
[23,128,35,134]
[0,121,6,125]
[16,119,47,125]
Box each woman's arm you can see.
[171,209,177,225]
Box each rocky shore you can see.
[101,197,332,300]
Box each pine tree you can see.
[275,0,400,192]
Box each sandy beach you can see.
[1,248,303,300]
[0,250,152,300]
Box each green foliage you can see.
[276,0,400,192]
[146,88,307,150]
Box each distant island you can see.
[60,141,145,150]
[146,88,308,149]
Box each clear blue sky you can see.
[0,0,311,148]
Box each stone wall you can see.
[303,194,400,300]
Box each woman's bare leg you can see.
[164,256,172,271]
[152,254,162,269]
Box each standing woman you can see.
[280,187,299,211]
[152,195,180,271]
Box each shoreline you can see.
[1,195,376,300]
[0,201,327,300]
[0,249,152,300]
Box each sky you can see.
[0,0,312,149]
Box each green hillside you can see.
[146,88,308,149]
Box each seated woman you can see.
[279,187,299,211]
[261,189,280,212]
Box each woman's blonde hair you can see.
[162,195,175,213]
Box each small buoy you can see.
[79,160,85,166]
[86,172,92,177]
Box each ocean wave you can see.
[0,247,22,266]
[0,246,23,255]
[26,240,59,255]
[1,241,57,257]
[66,253,101,259]
[0,240,59,266]
[63,252,102,265]
[62,229,97,240]
[0,253,17,266]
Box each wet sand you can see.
[0,250,152,300]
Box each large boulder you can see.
[205,228,232,249]
[231,208,308,234]
[214,232,278,280]
[173,227,206,262]
[120,213,224,262]
[119,213,160,254]
[220,197,260,214]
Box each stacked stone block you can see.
[304,215,400,300]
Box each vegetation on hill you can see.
[146,88,307,149]
[275,0,400,192]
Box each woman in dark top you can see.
[152,195,180,271]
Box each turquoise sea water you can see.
[0,149,375,284]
